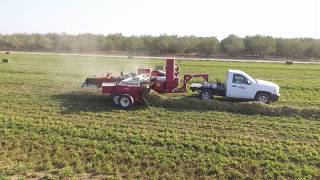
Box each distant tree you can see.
[180,36,200,56]
[167,35,184,54]
[102,36,114,51]
[244,35,276,57]
[143,34,180,55]
[301,38,320,58]
[0,33,320,59]
[141,35,157,55]
[73,34,99,52]
[9,34,53,51]
[47,33,75,51]
[96,34,106,52]
[125,36,140,54]
[276,38,309,59]
[220,34,245,56]
[196,37,220,56]
[309,40,320,58]
[105,33,125,52]
[0,34,15,50]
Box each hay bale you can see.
[2,58,11,63]
[285,61,294,65]
[5,51,10,54]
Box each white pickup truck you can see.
[190,69,280,104]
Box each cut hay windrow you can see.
[145,93,320,120]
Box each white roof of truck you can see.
[228,69,245,74]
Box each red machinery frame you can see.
[82,73,124,87]
[151,59,209,93]
[89,58,209,109]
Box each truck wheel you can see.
[118,94,134,109]
[111,93,120,106]
[200,90,212,101]
[255,92,271,104]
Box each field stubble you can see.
[0,54,320,179]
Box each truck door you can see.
[227,73,253,99]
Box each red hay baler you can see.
[82,59,208,109]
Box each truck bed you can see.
[190,82,226,97]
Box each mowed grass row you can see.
[0,53,320,179]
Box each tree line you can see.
[0,33,319,59]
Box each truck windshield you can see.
[239,72,257,84]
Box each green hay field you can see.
[0,53,320,179]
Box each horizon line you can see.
[1,32,319,40]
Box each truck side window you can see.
[232,74,249,84]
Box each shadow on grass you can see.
[52,91,115,113]
[52,90,149,113]
[52,91,320,120]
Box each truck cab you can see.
[226,70,280,103]
[191,69,280,104]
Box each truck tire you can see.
[111,93,120,107]
[118,94,134,109]
[200,90,212,101]
[254,92,271,104]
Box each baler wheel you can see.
[111,93,120,107]
[118,94,134,109]
[200,90,212,101]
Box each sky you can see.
[0,0,319,40]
